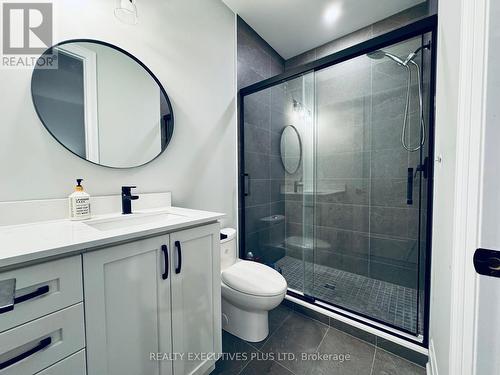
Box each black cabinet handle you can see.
[0,337,51,370]
[407,167,414,205]
[175,241,182,274]
[161,245,169,280]
[14,285,49,305]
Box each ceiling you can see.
[222,0,426,59]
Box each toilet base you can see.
[221,298,269,342]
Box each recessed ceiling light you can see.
[323,2,342,25]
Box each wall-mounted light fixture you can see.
[293,99,311,119]
[115,0,138,25]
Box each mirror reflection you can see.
[280,125,302,174]
[31,40,174,168]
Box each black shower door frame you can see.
[238,15,437,348]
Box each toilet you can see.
[220,228,287,342]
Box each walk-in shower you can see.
[367,43,430,152]
[239,17,436,345]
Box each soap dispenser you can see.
[69,179,91,220]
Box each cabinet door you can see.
[83,236,173,375]
[170,223,221,375]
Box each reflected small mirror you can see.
[31,40,174,168]
[280,125,301,174]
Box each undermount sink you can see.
[83,211,185,231]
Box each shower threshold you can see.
[275,256,424,336]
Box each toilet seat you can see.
[222,260,287,297]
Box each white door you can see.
[170,223,221,375]
[83,235,173,375]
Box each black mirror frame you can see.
[31,38,175,169]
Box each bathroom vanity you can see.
[0,194,224,375]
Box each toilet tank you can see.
[220,228,237,271]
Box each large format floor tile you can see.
[306,328,376,375]
[213,305,426,375]
[212,331,258,375]
[240,359,294,375]
[371,348,426,375]
[252,304,293,349]
[261,312,329,374]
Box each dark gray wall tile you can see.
[370,206,409,237]
[371,148,409,178]
[244,95,270,130]
[244,123,270,154]
[284,49,316,70]
[244,152,270,180]
[370,261,417,288]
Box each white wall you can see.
[475,0,500,372]
[0,0,237,227]
[84,43,161,167]
[428,0,463,373]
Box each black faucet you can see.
[121,186,139,214]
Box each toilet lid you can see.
[222,261,287,297]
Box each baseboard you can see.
[427,339,438,375]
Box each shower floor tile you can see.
[275,256,423,335]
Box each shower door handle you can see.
[243,173,250,196]
[407,168,414,205]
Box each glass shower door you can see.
[240,31,433,338]
[309,35,430,335]
[242,72,315,297]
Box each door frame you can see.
[238,15,438,347]
[56,44,99,163]
[437,0,490,373]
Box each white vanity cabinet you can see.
[0,256,85,375]
[83,222,221,375]
[83,234,173,375]
[169,224,221,375]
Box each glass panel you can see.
[241,33,432,337]
[311,35,429,335]
[242,73,315,296]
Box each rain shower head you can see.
[366,50,405,66]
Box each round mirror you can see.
[31,39,174,168]
[280,125,302,174]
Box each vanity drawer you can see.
[0,303,85,375]
[36,350,86,375]
[0,256,83,333]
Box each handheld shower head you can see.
[366,50,405,66]
[403,42,431,65]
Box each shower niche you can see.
[239,17,436,343]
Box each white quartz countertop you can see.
[0,206,225,270]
